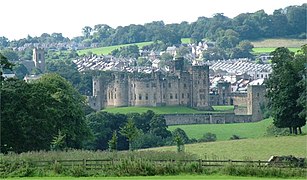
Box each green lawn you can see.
[4,175,305,180]
[149,135,307,160]
[102,106,234,114]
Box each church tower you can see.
[33,48,45,73]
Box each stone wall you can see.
[164,113,253,126]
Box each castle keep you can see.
[89,58,211,110]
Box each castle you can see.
[88,57,266,123]
[89,58,212,111]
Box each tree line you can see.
[0,4,305,50]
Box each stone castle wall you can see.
[164,113,252,125]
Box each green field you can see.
[77,41,153,55]
[251,38,307,48]
[103,106,234,114]
[148,135,307,160]
[252,47,300,54]
[169,118,272,141]
[4,175,305,180]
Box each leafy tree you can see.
[86,111,128,150]
[150,115,172,139]
[266,47,306,134]
[0,49,19,61]
[172,128,190,144]
[82,26,93,38]
[120,119,140,151]
[0,53,14,81]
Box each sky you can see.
[1,0,306,40]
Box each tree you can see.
[120,119,140,151]
[108,130,118,152]
[266,47,306,134]
[82,26,93,38]
[0,53,14,81]
[0,49,19,61]
[172,128,190,144]
[149,115,172,139]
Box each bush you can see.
[198,132,217,142]
[266,124,290,136]
[229,135,241,140]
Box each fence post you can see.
[258,160,261,166]
[83,159,86,170]
[198,159,202,170]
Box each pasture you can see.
[149,135,307,160]
[102,106,234,114]
[251,38,307,48]
[77,41,153,55]
[168,118,272,141]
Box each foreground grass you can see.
[103,106,233,114]
[149,135,307,160]
[4,175,306,179]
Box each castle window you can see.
[152,83,156,87]
[261,74,263,78]
[257,93,259,97]
[184,83,187,88]
[116,81,119,83]
[170,93,173,99]
[203,80,206,84]
[182,93,184,98]
[162,83,165,88]
[139,94,142,100]
[94,82,96,85]
[115,88,116,92]
[154,93,156,100]
[163,94,166,99]
[146,83,149,88]
[187,93,190,98]
[114,94,116,99]
[198,81,199,84]
[168,83,171,88]
[93,103,96,106]
[38,54,41,60]
[134,94,136,100]
[175,94,178,99]
[145,93,148,100]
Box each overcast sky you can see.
[1,0,305,40]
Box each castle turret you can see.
[113,73,128,107]
[191,65,211,110]
[32,48,45,73]
[247,85,266,121]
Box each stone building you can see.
[89,58,212,111]
[32,48,45,73]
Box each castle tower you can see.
[247,85,266,121]
[113,72,128,107]
[32,48,45,73]
[191,65,211,110]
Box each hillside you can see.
[147,135,307,160]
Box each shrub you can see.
[229,134,241,140]
[198,132,217,142]
[266,124,290,136]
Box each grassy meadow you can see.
[148,135,307,160]
[251,38,307,48]
[102,105,234,114]
[168,118,272,141]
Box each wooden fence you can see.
[1,158,305,172]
